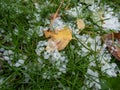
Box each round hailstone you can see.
[14,59,24,67]
[0,48,4,52]
[3,56,10,61]
[43,51,50,59]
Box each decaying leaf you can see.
[46,39,57,52]
[44,27,72,51]
[76,19,85,30]
[104,32,120,61]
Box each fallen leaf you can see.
[46,39,57,52]
[44,27,72,51]
[104,32,120,61]
[76,19,85,30]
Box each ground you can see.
[0,0,120,90]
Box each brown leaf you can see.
[44,27,72,51]
[104,32,120,61]
[76,19,85,30]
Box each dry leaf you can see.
[44,27,72,51]
[76,19,85,30]
[104,32,120,61]
[46,39,57,52]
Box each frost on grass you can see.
[102,7,120,31]
[51,17,65,30]
[66,3,82,17]
[75,33,120,89]
[1,0,120,89]
[82,69,101,90]
[34,2,120,88]
[0,48,27,67]
[35,40,68,79]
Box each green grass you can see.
[0,0,120,90]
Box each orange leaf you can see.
[44,27,72,51]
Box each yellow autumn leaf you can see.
[76,19,85,30]
[44,27,72,51]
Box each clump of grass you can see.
[0,0,120,90]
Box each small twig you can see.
[112,32,114,44]
[49,0,65,29]
[65,3,70,10]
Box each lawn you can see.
[0,0,120,90]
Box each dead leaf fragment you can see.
[76,19,85,30]
[104,32,120,61]
[46,39,57,52]
[44,27,72,51]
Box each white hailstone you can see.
[35,41,47,56]
[64,59,68,63]
[8,50,14,55]
[22,55,27,60]
[53,74,58,78]
[101,63,117,77]
[77,51,81,55]
[96,46,101,51]
[44,19,50,25]
[3,50,13,56]
[42,72,48,79]
[95,36,101,45]
[24,77,30,83]
[43,51,50,59]
[0,78,4,84]
[111,63,117,68]
[76,34,81,39]
[34,3,40,11]
[84,0,94,4]
[89,79,101,90]
[24,73,30,83]
[42,75,47,79]
[14,59,24,67]
[8,60,12,65]
[66,4,82,17]
[59,65,66,73]
[3,50,9,56]
[34,13,40,22]
[3,56,10,61]
[85,69,101,90]
[27,28,34,36]
[14,28,19,35]
[35,49,41,56]
[89,61,96,67]
[62,64,66,68]
[60,56,66,62]
[57,72,62,76]
[37,58,43,64]
[72,72,75,75]
[102,8,120,31]
[77,42,81,47]
[81,47,89,53]
[55,60,61,67]
[52,17,65,30]
[0,48,4,52]
[87,69,98,77]
[0,28,5,33]
[90,43,95,50]
[81,34,89,42]
[87,37,94,43]
[52,51,61,60]
[103,54,111,62]
[38,41,47,47]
